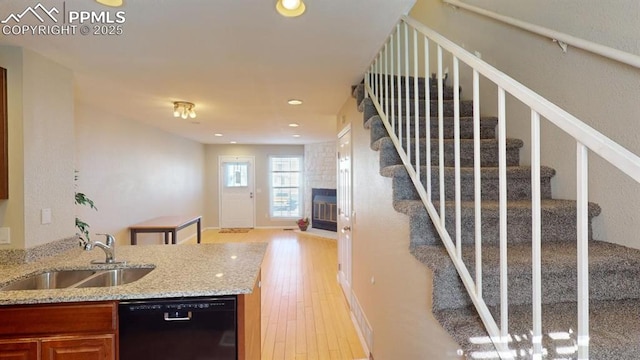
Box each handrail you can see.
[443,0,640,70]
[402,15,640,183]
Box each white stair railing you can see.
[364,15,640,359]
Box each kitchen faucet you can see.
[80,233,124,264]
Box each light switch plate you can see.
[41,208,52,224]
[0,227,10,244]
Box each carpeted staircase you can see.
[352,78,640,359]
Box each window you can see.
[270,156,302,218]
[223,162,248,187]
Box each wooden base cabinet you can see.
[237,271,261,360]
[0,340,38,360]
[0,302,117,360]
[41,335,114,360]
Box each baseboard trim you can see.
[351,311,371,360]
[350,292,373,359]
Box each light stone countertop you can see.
[0,242,268,306]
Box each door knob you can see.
[250,192,254,199]
[342,226,351,232]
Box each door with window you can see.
[219,156,255,228]
[337,126,352,305]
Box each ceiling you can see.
[0,0,415,145]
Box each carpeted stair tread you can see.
[375,136,523,168]
[360,97,474,121]
[398,198,601,246]
[412,240,640,312]
[381,164,556,180]
[352,81,455,105]
[394,198,601,218]
[384,164,556,201]
[435,299,640,359]
[386,98,474,117]
[452,240,640,275]
[373,135,524,152]
[365,115,498,140]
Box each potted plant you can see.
[75,171,97,242]
[297,217,309,231]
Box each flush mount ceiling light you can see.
[173,101,196,119]
[276,0,306,17]
[95,0,123,7]
[287,99,303,105]
[288,123,299,127]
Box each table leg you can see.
[163,232,169,245]
[172,230,177,244]
[131,231,137,245]
[197,219,202,244]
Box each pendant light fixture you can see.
[276,0,306,17]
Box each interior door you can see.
[219,156,255,228]
[337,126,353,305]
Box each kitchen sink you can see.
[75,268,155,288]
[0,267,155,291]
[0,269,97,291]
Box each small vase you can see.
[299,225,308,231]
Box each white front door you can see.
[219,156,255,228]
[337,126,353,305]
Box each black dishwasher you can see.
[119,296,237,360]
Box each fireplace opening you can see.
[311,188,337,232]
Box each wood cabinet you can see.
[237,271,261,360]
[0,302,117,360]
[0,340,38,360]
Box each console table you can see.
[129,215,202,245]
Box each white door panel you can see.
[219,156,255,228]
[338,127,352,305]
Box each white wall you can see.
[304,141,337,219]
[22,50,75,249]
[410,0,640,248]
[0,46,25,250]
[0,47,75,250]
[339,97,461,359]
[204,144,304,229]
[75,102,205,246]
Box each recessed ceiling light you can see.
[288,123,299,127]
[287,99,303,105]
[230,141,237,144]
[95,0,123,7]
[276,0,306,17]
[293,134,301,138]
[214,133,223,137]
[215,273,224,278]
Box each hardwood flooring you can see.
[192,229,367,360]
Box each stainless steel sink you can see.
[75,268,155,288]
[0,269,97,291]
[0,267,155,291]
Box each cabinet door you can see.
[0,340,38,360]
[41,335,114,360]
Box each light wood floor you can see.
[194,229,367,360]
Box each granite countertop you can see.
[0,242,268,306]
